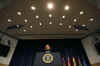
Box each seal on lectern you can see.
[42,53,54,64]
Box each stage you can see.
[9,39,90,66]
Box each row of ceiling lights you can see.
[17,2,84,15]
[30,3,84,15]
[7,14,94,23]
[22,24,86,32]
[30,2,70,11]
[8,21,87,32]
[15,10,94,22]
[7,18,91,32]
[8,18,88,32]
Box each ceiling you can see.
[0,0,100,39]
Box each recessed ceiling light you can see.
[62,16,66,19]
[64,5,70,11]
[49,21,52,24]
[68,25,72,29]
[8,19,12,22]
[24,19,28,23]
[49,14,52,18]
[39,22,42,26]
[89,18,94,22]
[29,26,33,28]
[59,23,63,26]
[16,24,20,28]
[17,11,22,16]
[47,2,54,10]
[80,11,84,15]
[73,18,77,22]
[23,29,26,32]
[30,6,36,11]
[35,15,39,19]
[75,29,79,32]
[82,24,86,27]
